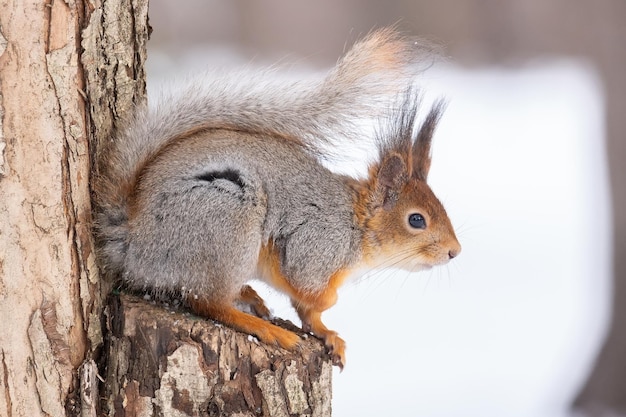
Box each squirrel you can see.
[93,27,461,369]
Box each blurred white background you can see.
[146,1,624,415]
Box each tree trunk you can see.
[0,0,147,415]
[103,294,333,417]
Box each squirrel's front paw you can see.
[323,332,346,370]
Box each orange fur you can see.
[258,241,351,309]
[351,158,461,270]
[187,293,301,349]
[239,284,271,319]
[258,241,352,368]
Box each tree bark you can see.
[103,294,333,417]
[0,0,147,416]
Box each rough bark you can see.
[0,1,148,416]
[81,0,149,166]
[103,294,333,417]
[0,2,93,415]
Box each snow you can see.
[148,54,610,417]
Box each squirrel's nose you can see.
[448,243,461,259]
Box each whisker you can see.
[357,246,440,288]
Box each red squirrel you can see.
[94,28,461,369]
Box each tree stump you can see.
[103,293,333,417]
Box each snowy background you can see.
[148,50,610,416]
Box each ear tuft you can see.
[412,100,446,181]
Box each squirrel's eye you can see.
[408,213,426,229]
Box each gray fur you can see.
[93,28,437,300]
[125,131,360,296]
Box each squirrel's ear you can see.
[412,101,445,181]
[376,153,408,210]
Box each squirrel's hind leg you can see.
[188,294,301,350]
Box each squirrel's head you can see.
[359,96,461,271]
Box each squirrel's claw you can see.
[323,332,346,370]
[331,352,345,371]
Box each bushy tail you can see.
[93,27,434,275]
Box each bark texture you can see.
[81,0,149,163]
[0,2,93,415]
[103,294,333,417]
[0,1,148,415]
